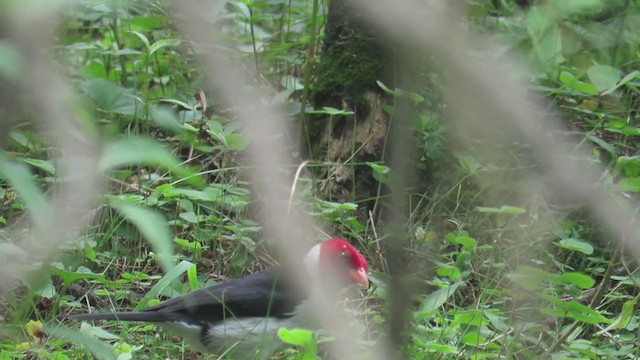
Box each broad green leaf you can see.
[79,323,121,340]
[134,260,195,310]
[603,70,639,95]
[99,137,178,172]
[557,238,593,254]
[614,156,640,177]
[277,328,317,360]
[277,328,314,346]
[366,162,390,184]
[559,272,595,289]
[37,278,56,298]
[111,201,174,273]
[49,263,105,286]
[81,79,141,116]
[99,137,202,187]
[587,65,620,92]
[458,155,482,174]
[420,281,462,313]
[559,71,598,95]
[224,134,249,151]
[615,178,640,193]
[46,324,116,360]
[130,15,165,30]
[149,39,182,56]
[586,134,615,157]
[596,298,636,335]
[21,158,56,175]
[128,30,150,50]
[460,332,483,346]
[544,295,611,324]
[436,264,461,279]
[455,236,477,250]
[0,154,53,232]
[526,7,562,67]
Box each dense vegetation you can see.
[2,0,640,359]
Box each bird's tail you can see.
[68,311,181,323]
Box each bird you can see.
[68,237,369,359]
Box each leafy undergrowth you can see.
[2,0,640,359]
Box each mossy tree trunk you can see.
[308,0,393,214]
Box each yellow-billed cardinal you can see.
[68,238,369,358]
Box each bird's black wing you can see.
[141,264,307,324]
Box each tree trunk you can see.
[309,0,392,214]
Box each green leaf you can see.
[37,278,56,299]
[49,263,105,286]
[134,260,195,310]
[615,178,640,192]
[614,156,640,177]
[128,30,150,50]
[0,154,53,233]
[557,238,594,255]
[420,281,462,313]
[559,71,598,95]
[596,298,636,335]
[526,7,563,67]
[603,70,639,95]
[149,39,182,56]
[20,158,56,175]
[46,324,116,360]
[559,272,595,289]
[587,65,620,92]
[224,134,249,151]
[79,322,121,340]
[436,264,461,279]
[99,137,202,187]
[544,296,611,324]
[111,201,174,273]
[277,328,317,360]
[460,332,483,346]
[99,137,178,172]
[476,206,526,214]
[376,80,396,95]
[187,263,199,291]
[366,162,390,184]
[81,79,141,116]
[130,15,165,30]
[458,155,482,174]
[149,106,183,134]
[455,236,477,250]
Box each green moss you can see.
[314,39,384,112]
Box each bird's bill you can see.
[350,267,369,287]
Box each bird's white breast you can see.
[161,316,297,359]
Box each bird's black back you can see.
[69,264,309,326]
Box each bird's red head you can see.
[318,238,369,287]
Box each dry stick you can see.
[545,207,638,355]
[287,160,310,214]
